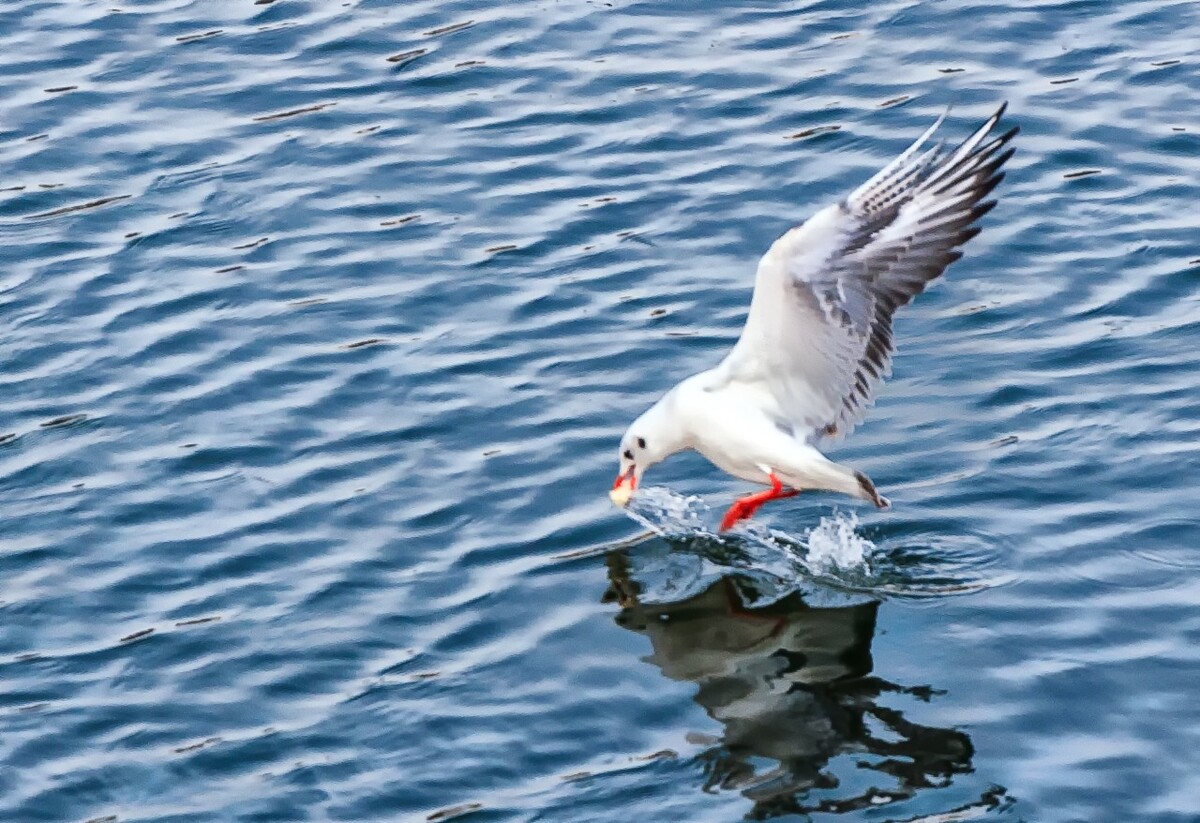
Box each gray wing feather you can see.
[830,104,1017,436]
[721,104,1017,441]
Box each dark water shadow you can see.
[604,549,1013,820]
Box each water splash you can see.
[626,488,875,571]
[624,485,712,536]
[801,511,876,573]
[620,487,1012,600]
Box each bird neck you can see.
[638,387,694,464]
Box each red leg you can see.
[721,578,787,637]
[719,472,799,532]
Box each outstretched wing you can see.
[717,104,1018,439]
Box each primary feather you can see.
[717,104,1018,440]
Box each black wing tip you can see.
[986,112,1018,158]
[993,147,1017,168]
[965,102,1009,142]
[988,125,1020,158]
[967,171,1005,202]
[972,199,998,218]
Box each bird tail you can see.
[780,451,891,509]
[850,468,890,509]
[813,461,890,509]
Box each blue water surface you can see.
[2,1,1199,821]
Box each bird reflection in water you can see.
[604,550,1006,820]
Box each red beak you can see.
[612,467,637,491]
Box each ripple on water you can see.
[623,487,1016,602]
[1,0,1199,820]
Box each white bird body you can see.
[611,106,1018,528]
[653,372,869,499]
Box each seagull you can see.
[609,104,1017,531]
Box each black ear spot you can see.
[637,437,646,449]
[623,449,633,460]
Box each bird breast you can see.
[679,377,809,486]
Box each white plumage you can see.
[611,105,1018,530]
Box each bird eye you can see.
[623,449,633,460]
[637,437,646,449]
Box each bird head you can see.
[610,394,687,507]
